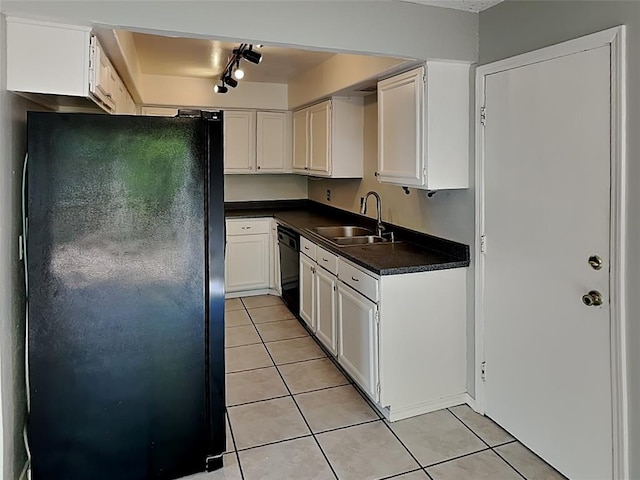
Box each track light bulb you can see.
[233,68,245,80]
[242,49,262,64]
[214,84,228,94]
[224,76,238,88]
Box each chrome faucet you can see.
[360,191,385,237]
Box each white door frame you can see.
[474,26,628,479]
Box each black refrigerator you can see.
[26,112,225,480]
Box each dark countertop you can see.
[225,201,470,276]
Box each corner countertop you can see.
[225,201,470,276]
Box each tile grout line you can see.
[445,408,527,479]
[446,407,493,449]
[241,299,340,480]
[225,414,246,480]
[491,448,531,480]
[377,416,434,476]
[423,446,492,470]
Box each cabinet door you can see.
[299,254,315,331]
[377,67,425,187]
[308,101,331,175]
[257,111,290,172]
[337,283,379,402]
[225,234,269,292]
[292,109,308,173]
[224,111,257,173]
[315,267,337,355]
[93,42,116,111]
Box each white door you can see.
[482,45,612,479]
[224,111,256,173]
[299,254,315,331]
[256,111,288,172]
[315,267,337,355]
[337,283,378,402]
[225,234,269,292]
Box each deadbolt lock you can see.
[588,255,603,270]
[582,290,604,307]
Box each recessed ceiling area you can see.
[131,32,336,83]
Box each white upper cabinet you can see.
[224,111,257,173]
[292,97,364,178]
[6,18,91,97]
[377,63,470,190]
[6,17,137,115]
[256,111,292,172]
[224,110,291,174]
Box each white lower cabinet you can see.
[298,234,467,422]
[225,218,271,295]
[299,253,316,331]
[315,266,338,356]
[337,282,378,401]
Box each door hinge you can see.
[480,235,487,254]
[375,310,380,325]
[376,382,381,399]
[480,106,487,126]
[18,235,23,261]
[481,361,487,381]
[422,167,427,183]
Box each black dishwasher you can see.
[277,225,300,315]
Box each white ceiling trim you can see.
[398,0,504,13]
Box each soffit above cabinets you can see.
[130,32,336,83]
[397,0,504,13]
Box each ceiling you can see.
[400,0,504,12]
[131,32,336,83]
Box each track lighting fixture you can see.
[242,48,262,64]
[213,84,228,94]
[214,43,264,93]
[224,76,238,88]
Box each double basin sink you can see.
[308,226,393,247]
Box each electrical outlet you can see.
[326,189,331,201]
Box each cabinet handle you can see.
[241,226,252,230]
[257,165,261,170]
[351,276,359,282]
[322,257,328,262]
[304,246,310,250]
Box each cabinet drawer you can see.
[338,259,379,302]
[300,236,317,261]
[316,246,338,275]
[226,218,270,235]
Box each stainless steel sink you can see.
[307,225,395,247]
[333,236,388,246]
[312,226,374,238]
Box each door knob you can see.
[582,290,604,307]
[588,255,603,270]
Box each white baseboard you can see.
[464,393,478,411]
[225,289,279,299]
[384,393,467,422]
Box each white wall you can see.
[224,175,308,202]
[0,14,49,480]
[139,75,288,110]
[0,1,478,62]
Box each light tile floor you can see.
[186,295,567,480]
